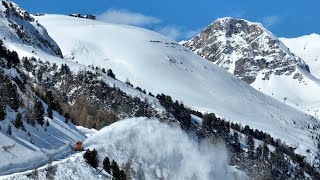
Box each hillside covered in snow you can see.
[280,34,320,79]
[0,1,320,179]
[33,14,320,158]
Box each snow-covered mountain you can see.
[183,17,310,84]
[1,1,320,178]
[183,17,320,117]
[32,14,320,158]
[280,34,320,79]
[0,1,62,56]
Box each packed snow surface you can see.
[33,14,320,158]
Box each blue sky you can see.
[14,0,320,40]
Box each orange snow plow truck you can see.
[75,141,84,151]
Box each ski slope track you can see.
[29,14,320,159]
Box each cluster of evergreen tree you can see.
[0,40,20,68]
[156,93,191,130]
[103,156,126,180]
[197,112,320,179]
[107,69,116,79]
[84,149,126,179]
[0,73,22,112]
[83,149,99,168]
[25,59,159,129]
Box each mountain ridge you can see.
[183,17,320,118]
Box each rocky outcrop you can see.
[183,17,309,84]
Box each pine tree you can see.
[247,135,254,159]
[262,141,269,161]
[60,64,71,75]
[0,95,6,120]
[103,156,111,174]
[7,124,12,135]
[202,113,216,130]
[47,105,53,119]
[7,82,21,111]
[14,112,24,129]
[9,50,20,65]
[107,69,116,79]
[111,160,121,179]
[256,145,263,160]
[34,100,45,125]
[83,149,99,168]
[233,132,241,153]
[119,170,126,180]
[46,90,57,111]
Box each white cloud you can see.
[262,16,281,27]
[97,9,161,27]
[97,9,200,41]
[157,26,181,40]
[156,26,200,41]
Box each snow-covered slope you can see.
[183,17,320,117]
[33,14,320,158]
[280,34,320,79]
[0,0,62,56]
[1,152,110,180]
[0,110,86,175]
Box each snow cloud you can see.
[97,9,199,41]
[262,16,281,27]
[97,9,161,27]
[85,118,246,180]
[156,25,200,41]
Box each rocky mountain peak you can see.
[184,17,309,84]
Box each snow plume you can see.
[85,117,244,180]
[97,9,161,27]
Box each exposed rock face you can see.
[0,0,62,56]
[183,17,309,84]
